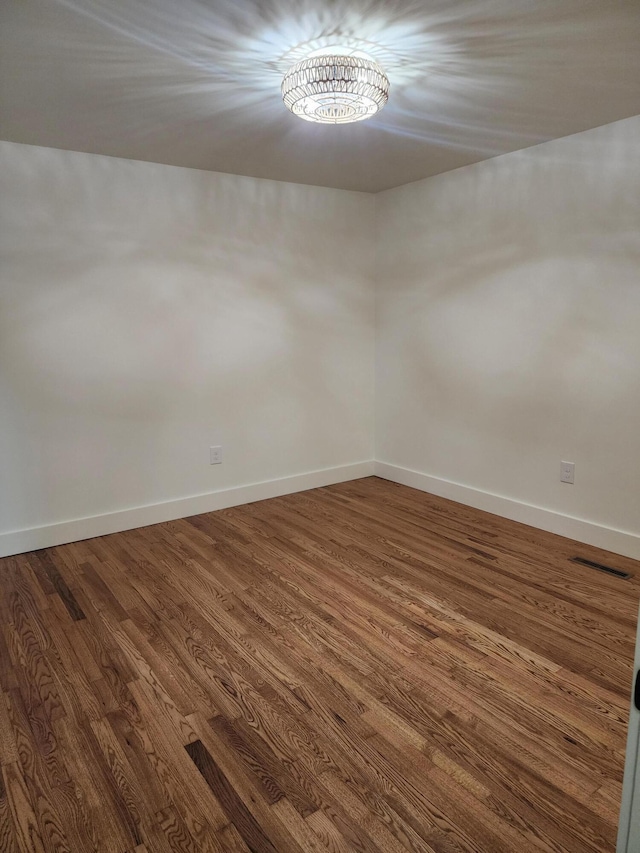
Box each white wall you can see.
[375,116,640,557]
[3,117,639,559]
[0,142,375,549]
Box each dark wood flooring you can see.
[1,477,639,852]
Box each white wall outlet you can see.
[560,461,575,484]
[209,446,222,465]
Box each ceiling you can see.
[1,0,639,193]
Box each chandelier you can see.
[282,51,390,125]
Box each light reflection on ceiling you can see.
[1,0,639,191]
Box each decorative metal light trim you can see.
[282,54,389,124]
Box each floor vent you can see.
[570,556,632,580]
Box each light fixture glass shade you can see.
[282,54,389,124]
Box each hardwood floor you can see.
[1,476,638,853]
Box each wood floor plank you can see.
[2,761,46,853]
[185,739,282,853]
[0,762,20,853]
[1,476,637,851]
[6,687,83,853]
[28,552,86,623]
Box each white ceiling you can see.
[1,0,639,192]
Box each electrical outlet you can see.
[560,461,575,484]
[209,446,222,465]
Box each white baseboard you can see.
[4,459,638,562]
[375,461,640,561]
[0,461,375,558]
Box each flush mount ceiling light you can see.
[282,48,390,124]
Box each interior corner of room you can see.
[1,2,640,849]
[1,115,639,562]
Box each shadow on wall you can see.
[0,144,374,533]
[375,119,640,531]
